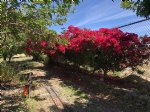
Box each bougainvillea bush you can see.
[26,31,69,62]
[26,26,149,76]
[140,36,150,60]
[141,36,150,45]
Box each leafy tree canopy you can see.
[0,0,80,61]
[120,0,150,18]
[0,0,80,38]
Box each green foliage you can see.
[0,62,18,82]
[121,0,150,18]
[23,98,38,112]
[137,69,145,75]
[0,0,80,61]
[1,41,22,61]
[31,51,47,61]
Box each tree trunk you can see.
[3,55,7,61]
[8,56,12,63]
[103,70,108,80]
[32,55,39,61]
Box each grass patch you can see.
[60,81,88,99]
[137,69,145,75]
[24,98,38,112]
[0,62,19,82]
[65,86,87,97]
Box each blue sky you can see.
[51,0,150,36]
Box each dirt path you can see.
[1,57,150,112]
[29,62,150,112]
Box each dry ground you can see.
[1,55,150,112]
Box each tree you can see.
[0,0,80,61]
[120,0,150,18]
[27,26,148,79]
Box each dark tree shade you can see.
[121,0,150,18]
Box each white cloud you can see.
[75,0,119,27]
[93,10,135,23]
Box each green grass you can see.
[64,85,87,97]
[24,98,38,112]
[0,62,19,82]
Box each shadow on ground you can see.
[2,58,150,112]
[43,65,150,112]
[0,83,28,112]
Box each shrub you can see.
[31,51,45,61]
[0,62,18,82]
[25,26,148,77]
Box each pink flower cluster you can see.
[26,26,141,56]
[26,26,147,73]
[141,36,150,44]
[26,37,68,56]
[61,26,140,55]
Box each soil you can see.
[1,56,150,112]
